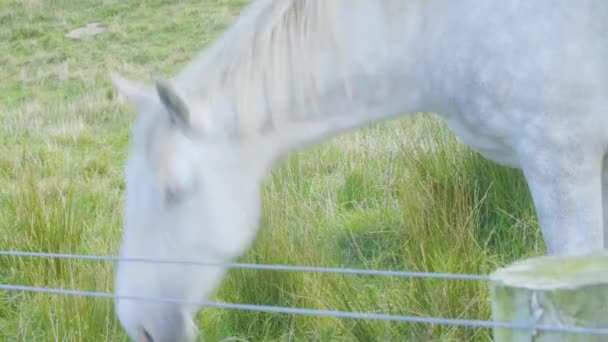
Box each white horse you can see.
[110,0,608,341]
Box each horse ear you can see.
[110,72,151,106]
[155,78,191,131]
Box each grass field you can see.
[0,0,546,340]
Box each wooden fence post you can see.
[489,252,608,341]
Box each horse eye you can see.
[165,187,183,205]
[164,182,199,206]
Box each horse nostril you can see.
[141,328,154,342]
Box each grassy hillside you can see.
[0,0,544,340]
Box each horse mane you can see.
[174,0,350,137]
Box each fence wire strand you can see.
[2,250,608,336]
[0,250,489,281]
[2,284,608,336]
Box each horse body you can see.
[110,1,608,340]
[428,1,608,254]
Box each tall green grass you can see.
[0,0,544,340]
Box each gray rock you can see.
[66,22,107,39]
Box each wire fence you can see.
[1,249,608,337]
[0,250,489,281]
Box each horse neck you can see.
[178,0,431,159]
